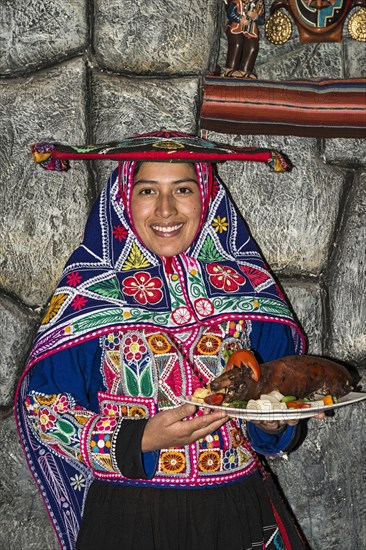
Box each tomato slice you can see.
[225,349,261,382]
[204,393,225,406]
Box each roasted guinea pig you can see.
[209,351,353,404]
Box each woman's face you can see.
[131,162,202,257]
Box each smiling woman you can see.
[131,162,202,257]
[17,131,307,550]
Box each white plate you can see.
[181,392,366,421]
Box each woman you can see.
[16,131,306,550]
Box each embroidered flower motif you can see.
[194,298,214,317]
[128,406,146,418]
[171,306,193,325]
[53,395,70,414]
[198,450,221,472]
[212,215,229,233]
[42,293,68,324]
[207,264,245,293]
[90,433,111,454]
[147,334,172,354]
[39,408,57,432]
[66,271,82,287]
[95,417,117,432]
[223,449,239,470]
[70,474,86,491]
[71,295,88,311]
[122,272,163,305]
[103,332,121,350]
[113,225,128,242]
[197,334,221,355]
[160,451,186,474]
[123,334,147,361]
[103,403,120,417]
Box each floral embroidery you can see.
[212,215,229,233]
[90,433,111,454]
[39,408,57,431]
[103,403,120,416]
[122,271,163,305]
[53,395,70,414]
[66,271,82,287]
[71,295,88,311]
[194,297,214,317]
[123,334,147,361]
[223,449,239,470]
[196,334,221,355]
[112,225,128,242]
[198,450,221,472]
[147,334,172,354]
[103,332,121,350]
[171,306,193,325]
[207,264,246,293]
[42,293,68,324]
[70,474,86,491]
[95,417,117,432]
[160,451,186,474]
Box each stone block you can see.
[327,171,366,364]
[0,58,91,307]
[93,0,220,74]
[270,399,366,549]
[279,279,324,355]
[343,35,366,78]
[0,413,59,550]
[91,70,200,186]
[207,132,346,276]
[0,294,39,408]
[256,42,344,80]
[321,138,366,168]
[0,0,88,76]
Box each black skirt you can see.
[76,473,306,550]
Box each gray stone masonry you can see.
[1,0,365,548]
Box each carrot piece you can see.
[286,401,312,409]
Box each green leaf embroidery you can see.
[122,243,150,270]
[140,368,154,397]
[125,368,139,396]
[56,419,75,435]
[89,277,122,299]
[198,236,224,262]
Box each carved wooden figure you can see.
[224,0,265,79]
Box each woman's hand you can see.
[141,404,229,452]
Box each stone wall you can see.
[1,1,365,549]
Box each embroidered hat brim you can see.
[31,130,291,173]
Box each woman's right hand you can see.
[141,404,229,453]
